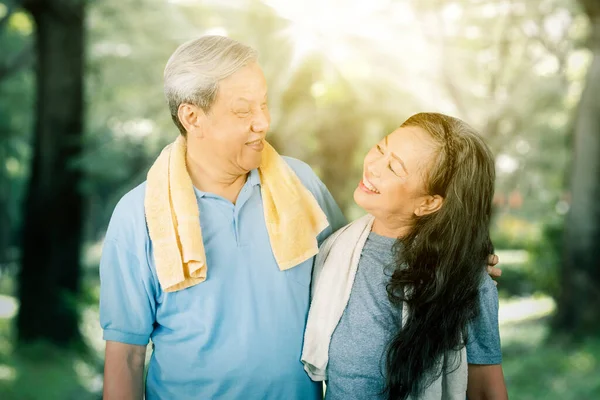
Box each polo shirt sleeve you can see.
[312,178,348,245]
[99,237,157,346]
[466,275,502,364]
[282,156,348,244]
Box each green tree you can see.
[554,0,600,336]
[415,0,581,223]
[16,0,86,345]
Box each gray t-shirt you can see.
[325,232,502,400]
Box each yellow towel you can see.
[145,135,330,293]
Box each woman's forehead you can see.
[386,126,439,153]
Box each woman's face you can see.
[354,126,441,225]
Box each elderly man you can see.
[100,36,500,400]
[100,35,346,400]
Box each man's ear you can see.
[178,103,206,137]
[414,194,443,217]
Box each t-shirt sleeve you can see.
[466,275,502,364]
[99,238,157,346]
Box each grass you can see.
[0,294,103,400]
[503,335,600,399]
[499,296,600,400]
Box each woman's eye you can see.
[390,160,405,177]
[376,145,384,154]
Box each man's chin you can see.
[248,153,263,169]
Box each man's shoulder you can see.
[111,181,147,221]
[105,181,149,242]
[281,155,348,235]
[115,180,147,208]
[281,156,325,193]
[282,156,318,179]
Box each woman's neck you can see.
[371,216,411,239]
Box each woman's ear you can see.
[414,195,444,217]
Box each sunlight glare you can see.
[0,364,17,382]
[0,295,18,319]
[264,0,440,100]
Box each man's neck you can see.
[186,151,248,204]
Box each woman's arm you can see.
[467,364,508,400]
[466,274,507,399]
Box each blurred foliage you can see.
[527,222,564,298]
[1,0,587,248]
[0,6,34,265]
[493,219,563,299]
[502,316,600,400]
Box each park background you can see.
[0,0,599,398]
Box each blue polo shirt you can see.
[99,157,347,400]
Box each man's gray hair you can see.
[164,35,258,134]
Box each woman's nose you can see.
[367,162,380,178]
[369,151,391,177]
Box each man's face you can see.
[194,62,270,175]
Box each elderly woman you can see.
[302,113,508,400]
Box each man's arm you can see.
[486,254,502,285]
[467,364,508,400]
[99,233,157,399]
[103,341,147,400]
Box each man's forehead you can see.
[219,80,267,98]
[218,85,268,102]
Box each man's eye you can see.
[376,145,384,154]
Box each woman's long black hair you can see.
[384,113,496,399]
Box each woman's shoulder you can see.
[316,215,375,269]
[322,214,373,245]
[479,273,499,298]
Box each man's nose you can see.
[251,110,270,133]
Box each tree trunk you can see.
[553,3,600,336]
[17,0,85,345]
